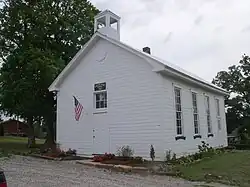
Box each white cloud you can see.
[90,0,250,81]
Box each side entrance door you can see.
[92,127,109,154]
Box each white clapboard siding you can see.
[56,38,227,160]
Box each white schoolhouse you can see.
[49,10,228,160]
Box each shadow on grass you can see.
[0,137,44,156]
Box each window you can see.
[205,96,212,134]
[192,92,199,134]
[215,98,221,130]
[94,82,107,109]
[174,87,183,135]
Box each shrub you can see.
[198,141,210,153]
[232,144,250,150]
[117,146,134,157]
[225,145,236,150]
[133,156,143,162]
[129,156,144,165]
[173,141,226,165]
[165,150,172,162]
[198,141,218,158]
[172,153,177,161]
[66,148,77,156]
[150,145,155,161]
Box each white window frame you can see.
[174,86,183,136]
[215,98,221,130]
[205,95,212,134]
[192,92,200,135]
[93,82,107,113]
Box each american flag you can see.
[73,96,83,121]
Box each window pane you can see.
[207,115,210,123]
[177,127,182,135]
[193,100,196,108]
[177,119,182,127]
[216,99,220,116]
[96,94,100,101]
[95,90,107,109]
[174,87,182,135]
[99,93,105,101]
[176,96,181,104]
[94,82,106,91]
[205,95,212,134]
[100,101,105,108]
[175,89,180,97]
[192,92,199,135]
[194,114,198,121]
[194,121,199,134]
[192,93,197,107]
[208,126,212,133]
[104,92,107,100]
[176,112,181,119]
[176,104,181,112]
[206,96,210,109]
[207,116,212,133]
[177,120,182,135]
[192,93,195,101]
[96,101,100,109]
[94,82,107,109]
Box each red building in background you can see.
[0,119,28,136]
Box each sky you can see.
[90,0,250,82]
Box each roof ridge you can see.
[49,31,228,95]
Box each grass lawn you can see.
[177,151,250,187]
[0,136,45,154]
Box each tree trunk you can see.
[27,117,36,148]
[0,124,4,136]
[42,91,57,151]
[42,116,56,150]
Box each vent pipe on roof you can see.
[143,47,151,54]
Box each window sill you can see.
[93,109,107,114]
[175,136,186,141]
[208,133,214,138]
[193,134,202,139]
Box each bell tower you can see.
[94,10,121,40]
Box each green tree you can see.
[212,54,250,135]
[0,47,63,146]
[0,0,99,147]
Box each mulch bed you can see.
[93,155,151,167]
[100,159,150,167]
[31,154,88,161]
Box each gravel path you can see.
[0,156,229,187]
[0,155,194,187]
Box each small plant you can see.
[150,145,155,161]
[66,148,77,156]
[117,145,134,157]
[165,150,172,162]
[198,141,210,152]
[172,153,177,161]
